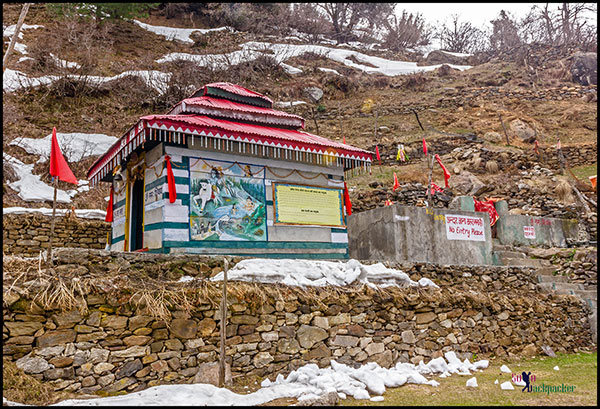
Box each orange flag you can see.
[393,172,400,191]
[49,127,78,185]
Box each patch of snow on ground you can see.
[280,62,302,75]
[553,366,559,371]
[155,41,472,77]
[500,364,511,373]
[500,381,514,390]
[133,20,231,44]
[3,68,171,94]
[49,53,81,69]
[210,259,440,289]
[318,67,340,75]
[273,100,306,108]
[3,23,44,40]
[10,132,118,163]
[3,207,106,220]
[4,153,73,203]
[440,50,472,58]
[17,56,33,63]
[42,352,489,406]
[466,377,478,387]
[494,379,499,384]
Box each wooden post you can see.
[218,257,229,387]
[498,114,510,146]
[426,154,434,207]
[310,106,319,134]
[47,177,58,264]
[3,3,32,73]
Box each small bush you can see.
[485,160,500,174]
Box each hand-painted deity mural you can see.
[189,158,266,241]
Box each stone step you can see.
[537,266,560,276]
[537,274,570,284]
[538,282,586,292]
[495,250,527,260]
[502,257,552,268]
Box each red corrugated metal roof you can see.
[203,82,273,105]
[171,96,304,128]
[142,114,371,156]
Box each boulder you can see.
[569,52,597,85]
[192,361,232,387]
[424,49,471,66]
[296,325,328,349]
[16,356,50,374]
[509,119,535,143]
[303,87,324,103]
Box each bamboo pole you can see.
[3,3,32,73]
[47,177,58,264]
[498,114,510,146]
[218,257,229,387]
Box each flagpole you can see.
[47,177,58,264]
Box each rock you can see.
[522,343,537,357]
[483,131,503,144]
[111,345,149,358]
[277,338,301,354]
[165,338,184,350]
[197,318,216,337]
[97,373,115,387]
[103,377,136,392]
[123,335,152,346]
[303,342,331,361]
[365,342,385,356]
[115,359,143,379]
[497,311,510,321]
[295,392,339,406]
[81,376,96,387]
[53,310,82,328]
[44,367,74,380]
[37,330,76,348]
[170,319,198,339]
[303,87,324,103]
[100,315,128,329]
[5,321,43,337]
[331,335,359,347]
[570,51,597,85]
[296,325,328,349]
[509,119,535,142]
[150,360,169,373]
[328,313,351,326]
[128,315,153,331]
[346,324,366,337]
[415,312,437,325]
[253,352,274,368]
[184,339,205,349]
[401,330,416,344]
[368,350,393,368]
[312,316,329,329]
[48,356,73,368]
[93,362,114,375]
[230,315,259,325]
[192,362,232,387]
[424,49,470,66]
[16,356,50,374]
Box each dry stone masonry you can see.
[2,251,594,396]
[3,214,110,256]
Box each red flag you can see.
[474,199,499,226]
[422,138,427,155]
[343,135,346,144]
[375,146,381,161]
[343,182,352,216]
[393,172,400,191]
[556,139,561,150]
[49,127,78,185]
[533,140,540,154]
[434,154,451,188]
[105,185,114,222]
[165,155,177,203]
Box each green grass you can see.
[340,352,597,406]
[570,164,597,180]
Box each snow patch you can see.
[318,67,340,75]
[500,364,511,373]
[553,366,559,371]
[3,207,106,220]
[466,377,478,387]
[273,100,307,108]
[133,20,232,44]
[10,132,118,163]
[500,381,514,390]
[209,259,440,289]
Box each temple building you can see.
[87,82,372,258]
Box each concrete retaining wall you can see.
[347,205,494,265]
[496,214,579,248]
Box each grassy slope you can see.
[341,352,597,406]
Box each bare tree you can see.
[315,3,396,44]
[438,14,487,53]
[383,10,431,51]
[489,10,522,51]
[520,3,597,49]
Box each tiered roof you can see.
[88,82,372,186]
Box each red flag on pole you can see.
[343,182,352,216]
[434,154,451,188]
[343,135,346,144]
[375,146,380,161]
[49,127,78,185]
[422,138,427,155]
[105,185,114,222]
[556,139,561,149]
[165,155,177,203]
[393,172,400,191]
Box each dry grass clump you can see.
[555,180,575,203]
[2,359,76,405]
[485,160,499,174]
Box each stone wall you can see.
[3,251,594,395]
[3,214,110,256]
[527,246,597,290]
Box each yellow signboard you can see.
[273,183,344,227]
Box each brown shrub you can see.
[485,160,499,174]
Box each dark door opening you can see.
[130,178,144,251]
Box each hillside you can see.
[2,4,597,235]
